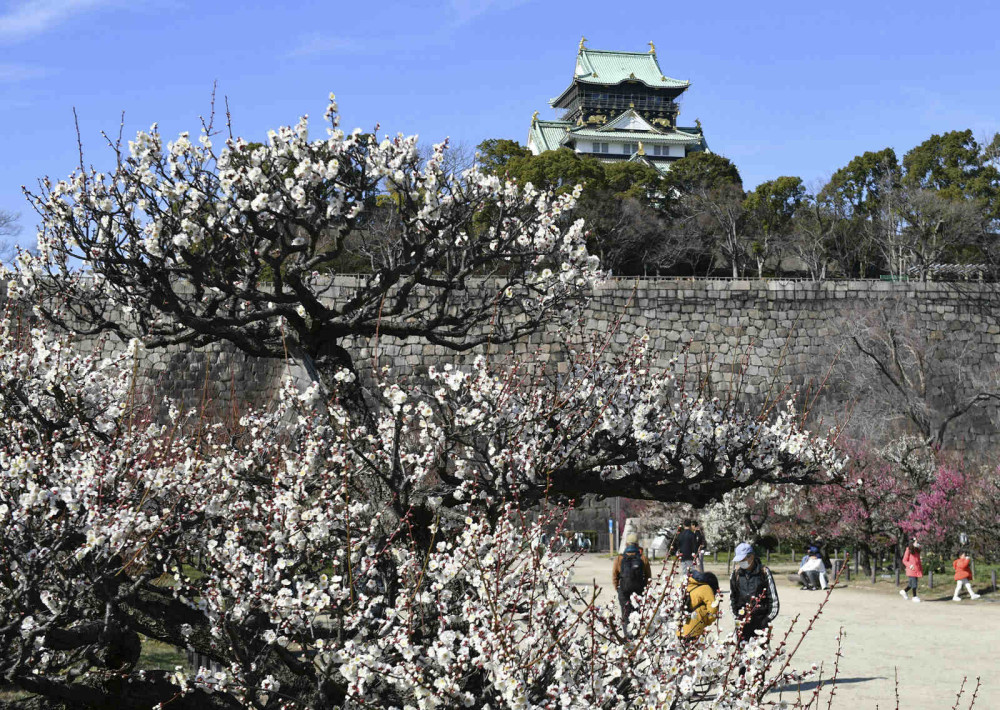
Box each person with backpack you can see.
[612,532,652,637]
[680,569,720,639]
[729,542,779,646]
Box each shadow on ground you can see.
[772,676,885,693]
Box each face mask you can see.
[738,560,751,570]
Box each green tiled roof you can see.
[528,119,573,152]
[575,48,690,90]
[676,126,709,151]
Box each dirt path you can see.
[569,554,1000,708]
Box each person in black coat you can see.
[669,519,700,575]
[691,520,707,572]
[729,542,780,644]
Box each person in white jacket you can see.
[798,549,828,590]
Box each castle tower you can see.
[527,39,707,173]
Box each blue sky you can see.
[3,0,1000,248]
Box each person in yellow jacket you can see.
[680,570,720,639]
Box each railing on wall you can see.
[327,273,997,284]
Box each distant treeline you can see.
[472,130,1000,280]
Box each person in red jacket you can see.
[899,540,923,602]
[952,551,981,601]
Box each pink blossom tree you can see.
[900,464,970,547]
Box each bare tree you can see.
[589,197,699,276]
[419,139,477,176]
[676,183,747,276]
[0,209,20,263]
[897,188,987,281]
[789,198,836,280]
[866,174,908,278]
[841,296,1000,451]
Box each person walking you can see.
[613,532,652,637]
[669,520,700,576]
[952,551,981,601]
[680,569,720,639]
[730,542,779,646]
[692,520,708,572]
[899,540,923,602]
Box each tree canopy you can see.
[663,151,743,193]
[475,137,531,175]
[902,129,1000,218]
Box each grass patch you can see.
[140,635,187,671]
[0,637,185,704]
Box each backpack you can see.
[619,549,646,594]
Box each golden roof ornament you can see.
[637,141,645,156]
[579,36,587,52]
[648,41,656,54]
[629,72,636,79]
[532,110,539,124]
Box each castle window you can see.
[622,143,637,155]
[592,142,609,153]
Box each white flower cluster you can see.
[16,94,602,347]
[417,342,844,504]
[1,89,836,703]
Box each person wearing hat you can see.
[808,531,832,571]
[729,542,779,645]
[797,548,827,590]
[612,531,652,637]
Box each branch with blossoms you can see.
[15,95,600,408]
[398,335,845,516]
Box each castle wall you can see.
[54,278,1000,448]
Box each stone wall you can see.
[342,278,1000,445]
[47,278,1000,447]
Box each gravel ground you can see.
[568,554,999,709]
